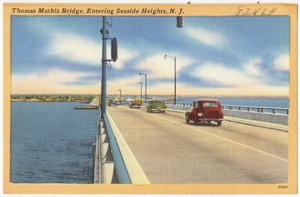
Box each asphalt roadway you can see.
[107,105,288,184]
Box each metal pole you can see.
[137,82,142,104]
[139,73,147,103]
[145,75,147,103]
[164,54,177,105]
[100,16,107,118]
[140,83,143,104]
[174,57,177,105]
[118,89,121,105]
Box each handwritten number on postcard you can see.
[236,6,278,16]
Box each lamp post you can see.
[118,89,122,105]
[99,16,118,118]
[100,16,108,118]
[139,72,147,103]
[137,82,143,104]
[164,54,177,104]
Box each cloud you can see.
[12,69,99,94]
[12,66,288,97]
[184,27,228,47]
[274,54,289,71]
[107,75,153,95]
[110,80,289,97]
[135,53,194,79]
[112,46,140,70]
[243,58,263,77]
[191,61,262,87]
[47,32,140,70]
[47,32,102,66]
[109,75,142,88]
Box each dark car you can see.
[185,99,224,126]
[129,101,142,108]
[146,100,167,113]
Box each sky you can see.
[11,15,290,96]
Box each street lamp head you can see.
[164,54,176,61]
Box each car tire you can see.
[217,121,222,126]
[186,115,190,124]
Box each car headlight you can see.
[197,113,203,117]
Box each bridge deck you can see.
[107,105,288,184]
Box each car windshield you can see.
[203,102,218,108]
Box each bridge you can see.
[92,102,288,184]
[88,15,292,188]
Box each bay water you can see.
[10,102,98,183]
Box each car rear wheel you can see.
[217,121,222,126]
[185,115,190,124]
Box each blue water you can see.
[10,102,98,183]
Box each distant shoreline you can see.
[10,94,289,98]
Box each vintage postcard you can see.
[2,2,298,194]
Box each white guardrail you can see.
[165,103,289,126]
[93,105,150,184]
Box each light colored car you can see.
[129,101,142,108]
[146,100,167,113]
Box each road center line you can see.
[142,110,288,163]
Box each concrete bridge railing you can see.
[165,103,289,126]
[93,105,149,184]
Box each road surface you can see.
[107,105,288,184]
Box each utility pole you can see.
[100,16,107,118]
[100,17,118,118]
